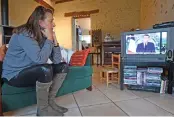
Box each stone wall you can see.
[140,0,174,29]
[54,0,141,49]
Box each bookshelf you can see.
[0,25,14,44]
[102,40,121,65]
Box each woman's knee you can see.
[59,62,69,72]
[53,62,69,74]
[38,64,53,83]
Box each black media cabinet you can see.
[120,60,173,94]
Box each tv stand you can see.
[120,59,171,93]
[166,61,174,94]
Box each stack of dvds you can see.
[136,68,147,85]
[124,66,137,85]
[126,67,163,93]
[144,67,163,87]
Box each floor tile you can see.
[80,103,127,116]
[3,104,36,116]
[55,93,78,109]
[64,108,81,116]
[115,98,173,116]
[145,94,174,114]
[131,90,161,98]
[73,90,111,107]
[73,85,98,95]
[24,113,36,116]
[100,87,139,102]
[96,83,118,91]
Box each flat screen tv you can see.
[121,27,174,63]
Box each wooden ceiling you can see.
[51,0,74,4]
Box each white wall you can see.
[76,18,91,35]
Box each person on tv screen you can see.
[127,36,136,54]
[136,34,155,53]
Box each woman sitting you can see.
[2,6,68,116]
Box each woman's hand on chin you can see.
[41,28,54,41]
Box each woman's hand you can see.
[53,31,59,46]
[41,28,54,41]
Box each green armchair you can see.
[1,55,93,112]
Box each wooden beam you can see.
[55,0,74,4]
[65,9,99,17]
[34,0,54,12]
[74,15,90,19]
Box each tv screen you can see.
[126,32,167,55]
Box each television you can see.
[121,27,174,63]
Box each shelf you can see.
[102,41,121,65]
[1,25,14,44]
[0,25,15,28]
[4,35,11,38]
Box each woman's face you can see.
[39,12,55,30]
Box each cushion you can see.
[2,83,36,95]
[70,49,90,66]
[60,47,75,64]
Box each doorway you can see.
[72,17,91,51]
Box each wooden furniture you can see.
[102,40,121,65]
[89,45,102,66]
[90,29,102,66]
[0,25,14,44]
[100,54,120,87]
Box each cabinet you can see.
[1,25,14,44]
[102,41,121,65]
[120,60,168,93]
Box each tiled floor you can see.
[3,66,174,116]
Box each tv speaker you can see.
[166,50,174,61]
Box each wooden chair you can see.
[100,54,120,87]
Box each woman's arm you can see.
[50,46,62,64]
[18,34,53,64]
[49,32,63,64]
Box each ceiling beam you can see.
[64,9,99,17]
[34,0,54,12]
[55,0,74,4]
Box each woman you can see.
[2,6,68,116]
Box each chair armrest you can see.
[67,66,93,79]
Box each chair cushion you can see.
[2,83,35,95]
[70,49,90,66]
[2,66,93,95]
[102,67,118,73]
